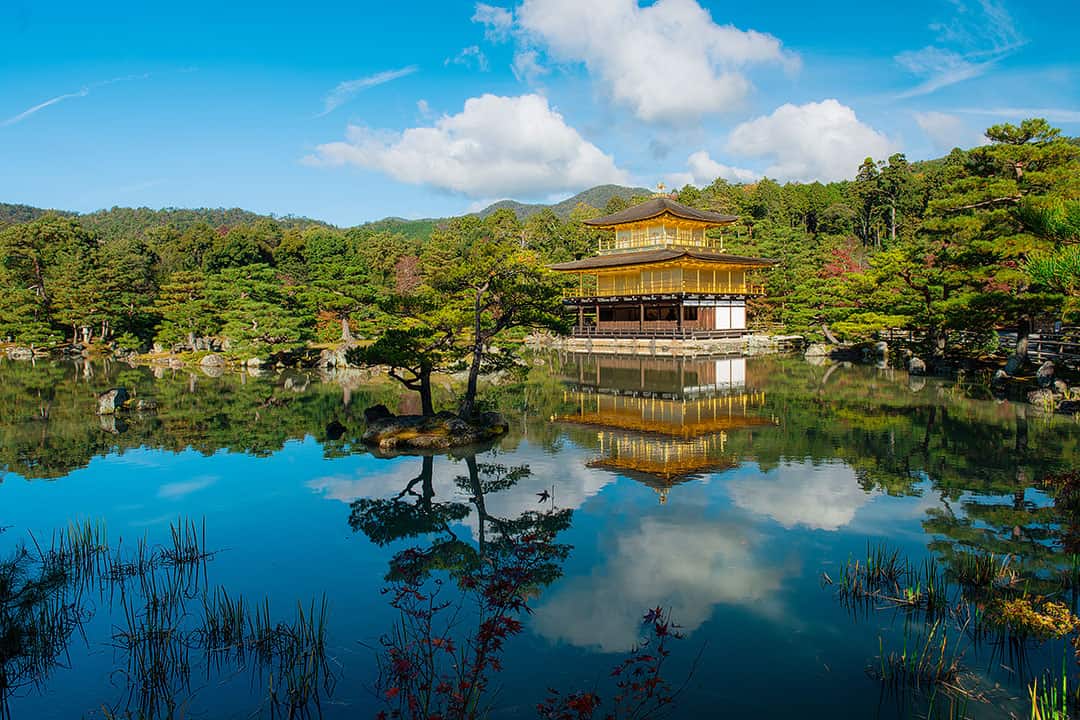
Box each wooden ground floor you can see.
[566,295,748,339]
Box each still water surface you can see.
[0,354,1076,718]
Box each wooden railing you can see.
[564,283,765,299]
[571,327,746,340]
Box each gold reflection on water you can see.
[554,366,778,503]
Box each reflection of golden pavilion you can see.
[554,355,776,503]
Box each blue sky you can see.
[1,0,1077,226]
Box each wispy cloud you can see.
[445,45,489,72]
[2,73,151,128]
[952,107,1080,122]
[894,0,1025,98]
[318,66,418,117]
[2,88,90,127]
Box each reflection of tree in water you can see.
[351,454,573,717]
[351,454,692,720]
[0,360,399,479]
[350,455,556,713]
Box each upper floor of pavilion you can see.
[585,196,738,254]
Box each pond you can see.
[0,353,1077,719]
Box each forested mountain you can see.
[475,183,654,220]
[0,202,74,229]
[0,120,1076,363]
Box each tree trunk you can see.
[1014,314,1032,361]
[890,205,896,244]
[340,316,352,343]
[460,285,487,419]
[418,368,434,416]
[931,326,947,358]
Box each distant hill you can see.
[4,183,656,241]
[475,184,654,220]
[78,206,329,241]
[0,202,75,229]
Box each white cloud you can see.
[416,99,432,117]
[727,461,872,531]
[446,45,490,72]
[532,515,789,651]
[726,99,896,182]
[306,93,629,198]
[319,66,418,116]
[472,3,514,42]
[913,111,987,153]
[894,0,1024,97]
[514,0,798,123]
[667,150,759,188]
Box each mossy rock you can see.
[362,410,509,451]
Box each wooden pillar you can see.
[578,305,583,331]
[639,302,644,333]
[678,302,684,335]
[595,303,600,331]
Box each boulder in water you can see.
[1004,354,1025,376]
[1036,361,1055,388]
[97,387,130,415]
[364,404,393,423]
[908,357,927,376]
[362,410,509,451]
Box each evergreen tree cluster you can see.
[1,118,1076,358]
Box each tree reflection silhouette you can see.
[350,453,573,718]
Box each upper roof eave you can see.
[548,248,777,272]
[583,197,738,227]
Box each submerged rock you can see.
[908,357,927,376]
[97,387,130,415]
[200,353,225,368]
[804,343,831,358]
[362,409,509,451]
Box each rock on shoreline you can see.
[361,405,509,451]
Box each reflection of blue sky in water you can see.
[1,355,1075,718]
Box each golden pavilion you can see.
[550,197,775,339]
[554,354,777,503]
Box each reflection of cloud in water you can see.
[727,461,873,531]
[532,516,787,652]
[306,449,616,540]
[158,474,218,499]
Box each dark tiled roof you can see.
[549,248,776,271]
[584,197,738,227]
